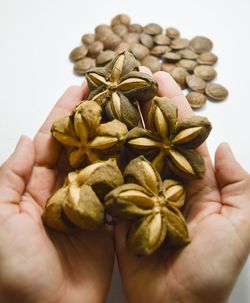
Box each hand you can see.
[115,71,250,303]
[0,84,114,303]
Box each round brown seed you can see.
[143,23,163,35]
[130,43,150,60]
[142,56,161,73]
[186,75,207,93]
[81,33,95,45]
[69,46,88,61]
[111,14,131,27]
[95,24,112,34]
[166,27,180,39]
[189,36,213,53]
[154,34,171,45]
[96,50,115,65]
[102,34,121,50]
[163,52,181,63]
[74,57,96,75]
[123,32,140,44]
[170,67,189,89]
[177,49,198,60]
[88,41,104,58]
[171,38,189,50]
[140,32,154,49]
[151,45,171,57]
[115,42,131,53]
[197,52,218,65]
[161,63,176,73]
[177,59,198,72]
[112,24,128,38]
[205,83,228,101]
[129,23,143,33]
[194,65,217,81]
[186,92,207,109]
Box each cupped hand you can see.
[115,71,250,303]
[0,84,114,303]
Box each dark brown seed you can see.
[189,36,213,54]
[130,43,150,60]
[102,34,122,50]
[143,23,163,35]
[194,65,217,81]
[115,42,131,53]
[88,41,104,58]
[166,27,180,39]
[112,24,128,38]
[177,59,198,72]
[186,75,207,93]
[170,67,189,89]
[151,45,171,57]
[129,23,143,33]
[142,56,161,73]
[197,52,218,65]
[186,92,207,109]
[140,32,154,49]
[123,33,140,44]
[205,83,228,101]
[111,14,131,27]
[171,38,189,50]
[74,57,96,75]
[163,52,181,63]
[154,34,171,45]
[69,46,88,61]
[177,49,198,60]
[96,50,115,65]
[81,33,95,45]
[161,63,175,73]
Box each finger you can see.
[153,71,212,162]
[33,83,88,168]
[0,136,34,212]
[215,143,250,189]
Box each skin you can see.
[0,71,249,303]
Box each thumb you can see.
[215,142,249,189]
[0,135,35,204]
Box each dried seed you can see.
[177,59,198,72]
[69,46,88,61]
[197,52,218,65]
[166,27,180,39]
[186,91,207,109]
[171,38,189,50]
[129,23,143,33]
[88,41,104,58]
[143,23,163,35]
[102,34,122,50]
[205,83,228,101]
[177,49,198,60]
[115,42,131,53]
[95,24,112,34]
[163,52,181,63]
[130,43,150,60]
[170,67,188,89]
[186,75,207,93]
[123,32,140,44]
[161,63,175,73]
[194,65,217,81]
[140,32,154,49]
[111,14,131,27]
[112,24,128,38]
[154,34,171,45]
[141,56,161,73]
[74,57,96,75]
[81,33,95,45]
[151,45,171,57]
[96,50,115,65]
[189,36,213,53]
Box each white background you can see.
[0,0,250,302]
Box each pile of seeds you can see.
[69,14,228,109]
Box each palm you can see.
[115,71,250,303]
[0,85,114,303]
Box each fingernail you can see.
[15,135,28,151]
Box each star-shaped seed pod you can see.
[125,96,212,179]
[51,100,128,168]
[104,156,189,256]
[43,158,124,232]
[86,51,158,129]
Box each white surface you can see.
[0,0,250,302]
